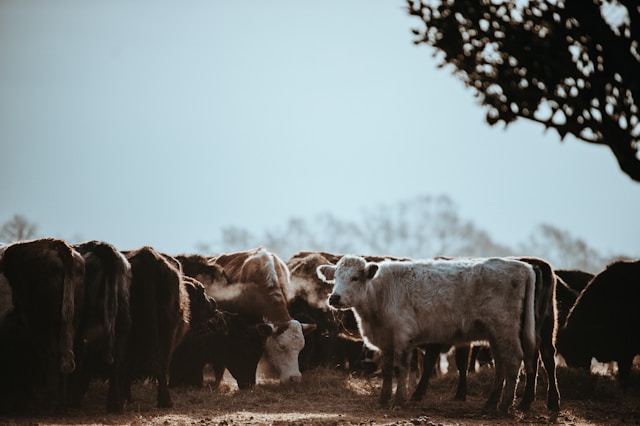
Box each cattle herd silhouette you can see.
[0,238,638,419]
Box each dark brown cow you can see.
[173,256,269,389]
[69,241,131,413]
[169,276,266,389]
[123,247,189,408]
[516,257,560,413]
[174,254,228,288]
[557,259,640,390]
[0,238,85,413]
[209,247,316,384]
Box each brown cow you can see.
[0,238,85,413]
[209,247,316,384]
[123,247,189,408]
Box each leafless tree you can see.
[0,214,37,242]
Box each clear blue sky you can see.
[1,1,638,258]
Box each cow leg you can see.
[484,341,508,412]
[533,318,559,412]
[497,343,523,414]
[617,355,633,392]
[380,350,394,406]
[411,344,441,401]
[106,352,126,413]
[454,345,470,401]
[518,351,538,411]
[393,348,410,407]
[156,352,174,409]
[156,370,173,408]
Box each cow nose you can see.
[290,375,302,383]
[329,294,340,306]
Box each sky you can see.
[1,1,639,258]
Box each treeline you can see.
[2,195,625,273]
[201,195,621,273]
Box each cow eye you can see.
[350,276,359,282]
[278,344,286,351]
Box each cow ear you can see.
[317,264,336,282]
[365,263,379,279]
[301,323,317,336]
[256,322,275,337]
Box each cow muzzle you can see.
[289,374,302,383]
[328,294,341,307]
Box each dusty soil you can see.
[2,365,640,426]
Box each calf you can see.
[69,241,131,413]
[123,247,189,408]
[557,259,640,390]
[318,256,536,412]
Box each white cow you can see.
[317,255,536,412]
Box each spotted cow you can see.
[209,247,316,384]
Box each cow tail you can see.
[102,249,122,365]
[59,247,84,374]
[521,265,537,361]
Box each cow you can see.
[555,269,594,294]
[68,240,131,413]
[123,247,189,408]
[286,251,350,371]
[169,276,266,390]
[174,254,228,288]
[318,255,537,412]
[0,238,85,413]
[557,259,640,390]
[209,247,316,384]
[0,243,11,324]
[554,269,594,328]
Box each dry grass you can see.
[2,365,640,425]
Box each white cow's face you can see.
[318,256,378,310]
[258,319,315,383]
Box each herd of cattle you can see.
[0,238,638,417]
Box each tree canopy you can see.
[407,0,640,181]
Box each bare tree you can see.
[0,214,37,242]
[518,223,607,271]
[408,0,640,181]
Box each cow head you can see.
[257,319,316,383]
[556,326,593,371]
[317,255,378,310]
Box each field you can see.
[2,363,640,426]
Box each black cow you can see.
[0,238,85,413]
[169,276,266,390]
[554,269,594,327]
[123,247,189,408]
[557,259,640,390]
[173,254,267,389]
[69,241,131,413]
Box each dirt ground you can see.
[2,365,640,426]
